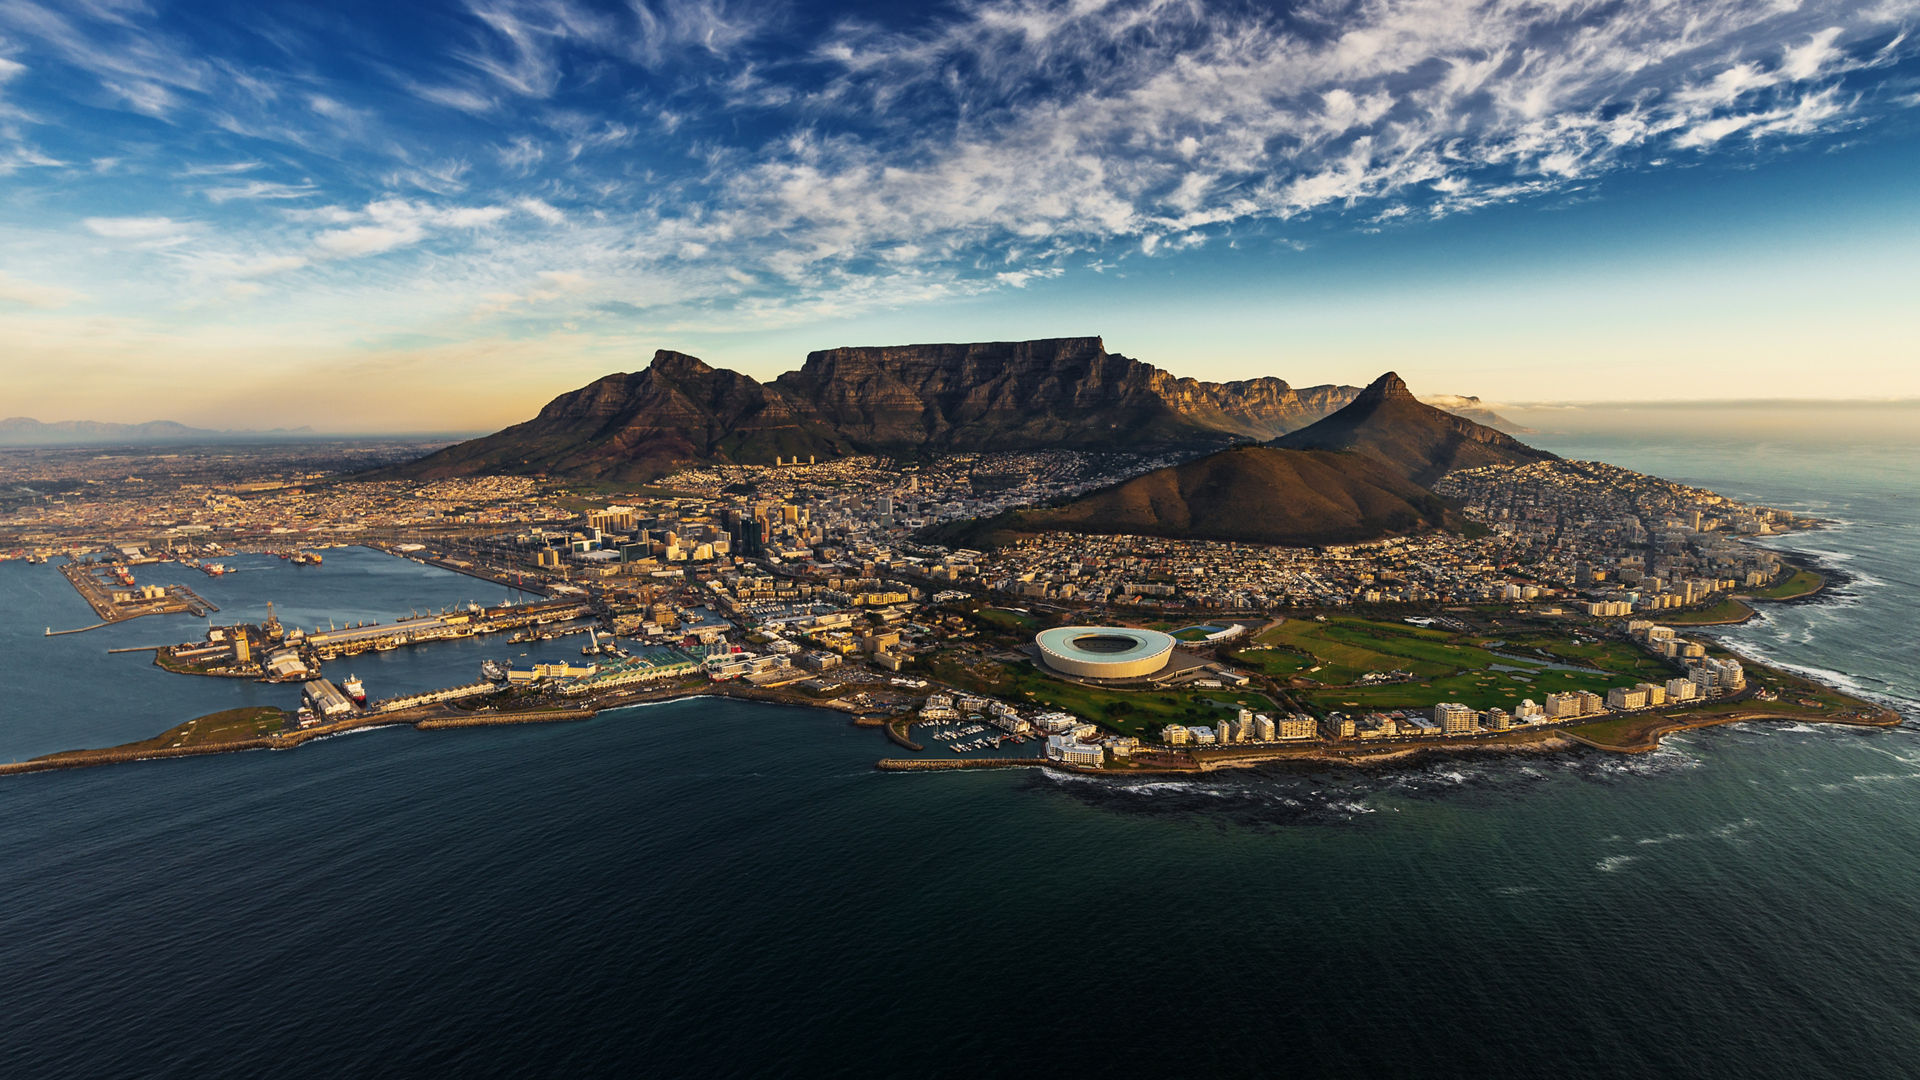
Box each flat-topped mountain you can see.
[769,337,1354,450]
[383,337,1363,481]
[1273,372,1556,486]
[380,342,1542,484]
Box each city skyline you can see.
[1,0,1917,431]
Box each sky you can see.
[0,0,1917,433]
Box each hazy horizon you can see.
[9,393,1920,445]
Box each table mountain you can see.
[381,337,1363,481]
[769,337,1354,450]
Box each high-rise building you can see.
[1279,715,1318,740]
[1435,702,1477,734]
[1607,686,1650,710]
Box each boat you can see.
[342,675,367,704]
[481,659,507,682]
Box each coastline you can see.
[1562,703,1901,754]
[2,681,1897,780]
[4,548,1897,781]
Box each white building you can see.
[1045,735,1103,768]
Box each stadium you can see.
[1035,626,1177,680]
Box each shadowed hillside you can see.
[1273,372,1556,486]
[926,444,1461,549]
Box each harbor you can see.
[55,558,216,624]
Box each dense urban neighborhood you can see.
[0,434,1884,776]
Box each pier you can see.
[57,560,217,623]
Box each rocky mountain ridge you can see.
[390,337,1364,482]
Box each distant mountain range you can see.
[382,336,1521,482]
[0,417,318,447]
[928,372,1556,549]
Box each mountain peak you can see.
[1357,371,1413,402]
[1274,369,1554,485]
[650,350,714,378]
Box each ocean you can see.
[2,433,1916,1079]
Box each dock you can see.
[57,560,217,623]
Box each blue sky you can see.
[0,0,1916,431]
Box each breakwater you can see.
[415,709,596,730]
[876,757,1044,771]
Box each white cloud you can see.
[178,160,263,177]
[0,269,83,308]
[4,0,1915,347]
[311,199,511,258]
[1783,28,1847,80]
[83,216,190,240]
[229,254,308,278]
[472,267,592,314]
[315,223,424,258]
[410,81,496,114]
[516,197,566,224]
[204,180,317,203]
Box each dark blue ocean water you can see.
[3,446,1918,1079]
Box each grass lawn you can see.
[1253,616,1688,714]
[1264,616,1506,685]
[41,705,288,760]
[1303,666,1631,713]
[1663,598,1755,625]
[925,653,1274,740]
[1563,715,1655,747]
[1226,645,1316,678]
[975,607,1040,633]
[1751,569,1824,601]
[1484,632,1673,681]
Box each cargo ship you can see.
[342,675,366,704]
[481,659,507,682]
